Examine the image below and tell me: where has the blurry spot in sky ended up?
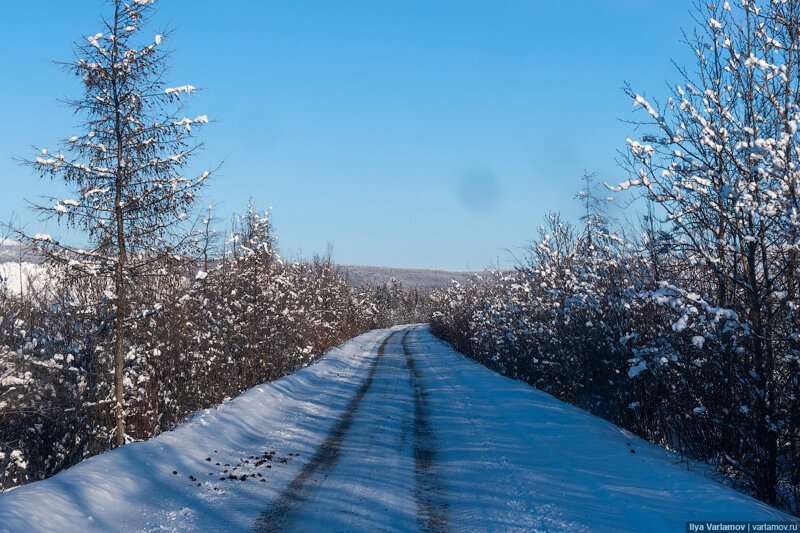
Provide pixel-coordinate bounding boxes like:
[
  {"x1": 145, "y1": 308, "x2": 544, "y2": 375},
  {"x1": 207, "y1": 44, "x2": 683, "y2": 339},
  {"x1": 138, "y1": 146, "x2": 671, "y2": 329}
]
[
  {"x1": 456, "y1": 165, "x2": 502, "y2": 212},
  {"x1": 232, "y1": 108, "x2": 282, "y2": 150}
]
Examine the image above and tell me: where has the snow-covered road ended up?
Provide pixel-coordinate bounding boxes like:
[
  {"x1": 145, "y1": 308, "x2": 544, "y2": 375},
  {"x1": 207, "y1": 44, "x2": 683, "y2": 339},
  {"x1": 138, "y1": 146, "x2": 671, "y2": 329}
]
[
  {"x1": 254, "y1": 329, "x2": 446, "y2": 532},
  {"x1": 0, "y1": 325, "x2": 793, "y2": 532}
]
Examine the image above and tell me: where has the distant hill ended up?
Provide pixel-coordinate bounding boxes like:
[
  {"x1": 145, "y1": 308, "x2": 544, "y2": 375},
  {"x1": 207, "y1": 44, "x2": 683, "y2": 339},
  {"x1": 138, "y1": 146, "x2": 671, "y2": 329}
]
[
  {"x1": 0, "y1": 239, "x2": 40, "y2": 264},
  {"x1": 0, "y1": 238, "x2": 39, "y2": 263},
  {"x1": 336, "y1": 265, "x2": 476, "y2": 290},
  {"x1": 0, "y1": 240, "x2": 482, "y2": 291}
]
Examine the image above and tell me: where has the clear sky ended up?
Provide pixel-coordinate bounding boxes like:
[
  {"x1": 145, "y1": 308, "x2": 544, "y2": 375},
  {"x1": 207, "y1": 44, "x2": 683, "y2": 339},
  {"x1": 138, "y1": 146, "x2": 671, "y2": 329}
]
[{"x1": 0, "y1": 1, "x2": 695, "y2": 270}]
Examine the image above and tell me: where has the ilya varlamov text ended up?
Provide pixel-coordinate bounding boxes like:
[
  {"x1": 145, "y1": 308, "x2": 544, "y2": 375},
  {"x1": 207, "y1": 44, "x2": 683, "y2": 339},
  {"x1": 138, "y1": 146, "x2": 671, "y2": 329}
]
[{"x1": 687, "y1": 523, "x2": 799, "y2": 532}]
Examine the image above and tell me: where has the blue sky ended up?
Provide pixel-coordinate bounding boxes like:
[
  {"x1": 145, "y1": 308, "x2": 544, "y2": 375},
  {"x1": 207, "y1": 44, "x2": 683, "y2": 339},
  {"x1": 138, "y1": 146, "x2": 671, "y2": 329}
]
[{"x1": 0, "y1": 1, "x2": 694, "y2": 270}]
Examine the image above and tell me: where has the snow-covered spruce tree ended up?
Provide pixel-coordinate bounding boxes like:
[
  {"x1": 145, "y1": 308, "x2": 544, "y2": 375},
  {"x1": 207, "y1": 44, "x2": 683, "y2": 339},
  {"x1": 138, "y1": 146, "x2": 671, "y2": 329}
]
[
  {"x1": 619, "y1": 0, "x2": 800, "y2": 506},
  {"x1": 26, "y1": 0, "x2": 209, "y2": 447}
]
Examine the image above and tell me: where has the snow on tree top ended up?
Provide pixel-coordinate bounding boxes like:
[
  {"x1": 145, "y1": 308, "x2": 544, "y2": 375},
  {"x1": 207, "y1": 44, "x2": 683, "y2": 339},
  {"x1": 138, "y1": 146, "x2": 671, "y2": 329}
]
[{"x1": 165, "y1": 85, "x2": 196, "y2": 96}]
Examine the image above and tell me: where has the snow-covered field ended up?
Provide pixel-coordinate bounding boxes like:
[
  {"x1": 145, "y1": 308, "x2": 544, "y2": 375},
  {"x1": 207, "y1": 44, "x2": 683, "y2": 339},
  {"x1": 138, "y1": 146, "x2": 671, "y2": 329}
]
[
  {"x1": 0, "y1": 239, "x2": 48, "y2": 295},
  {"x1": 0, "y1": 261, "x2": 48, "y2": 296},
  {"x1": 0, "y1": 325, "x2": 792, "y2": 532}
]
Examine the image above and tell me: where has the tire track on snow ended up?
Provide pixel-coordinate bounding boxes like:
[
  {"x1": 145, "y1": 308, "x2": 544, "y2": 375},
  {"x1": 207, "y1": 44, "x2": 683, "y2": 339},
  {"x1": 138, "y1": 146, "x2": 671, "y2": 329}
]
[
  {"x1": 402, "y1": 328, "x2": 449, "y2": 532},
  {"x1": 253, "y1": 331, "x2": 398, "y2": 532}
]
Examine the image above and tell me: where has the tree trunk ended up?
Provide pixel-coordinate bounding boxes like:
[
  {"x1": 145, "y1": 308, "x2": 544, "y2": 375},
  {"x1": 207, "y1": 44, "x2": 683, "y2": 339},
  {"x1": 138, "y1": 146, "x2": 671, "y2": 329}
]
[
  {"x1": 111, "y1": 0, "x2": 128, "y2": 448},
  {"x1": 113, "y1": 257, "x2": 127, "y2": 447}
]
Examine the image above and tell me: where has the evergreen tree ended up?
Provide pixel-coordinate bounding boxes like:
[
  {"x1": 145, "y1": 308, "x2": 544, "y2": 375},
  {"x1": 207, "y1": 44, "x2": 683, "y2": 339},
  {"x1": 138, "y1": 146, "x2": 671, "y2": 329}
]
[{"x1": 26, "y1": 0, "x2": 209, "y2": 447}]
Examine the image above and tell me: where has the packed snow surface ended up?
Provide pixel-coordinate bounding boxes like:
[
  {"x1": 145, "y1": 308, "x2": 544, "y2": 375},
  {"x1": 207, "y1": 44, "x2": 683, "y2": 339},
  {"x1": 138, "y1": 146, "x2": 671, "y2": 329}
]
[{"x1": 0, "y1": 325, "x2": 791, "y2": 532}]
